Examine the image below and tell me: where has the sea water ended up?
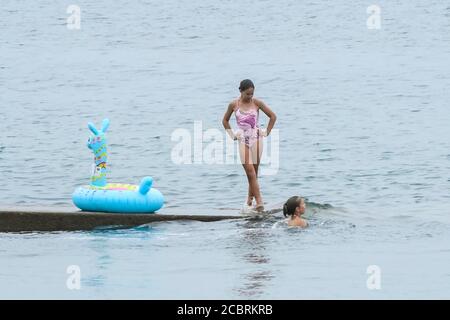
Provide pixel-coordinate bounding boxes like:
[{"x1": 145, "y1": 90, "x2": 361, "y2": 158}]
[{"x1": 1, "y1": 0, "x2": 450, "y2": 298}]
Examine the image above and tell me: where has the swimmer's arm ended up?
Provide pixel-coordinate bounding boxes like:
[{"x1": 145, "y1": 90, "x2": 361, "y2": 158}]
[
  {"x1": 222, "y1": 102, "x2": 237, "y2": 140},
  {"x1": 254, "y1": 98, "x2": 277, "y2": 136}
]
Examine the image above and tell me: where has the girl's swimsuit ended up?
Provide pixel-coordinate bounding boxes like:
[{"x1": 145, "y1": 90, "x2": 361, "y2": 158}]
[{"x1": 235, "y1": 98, "x2": 260, "y2": 148}]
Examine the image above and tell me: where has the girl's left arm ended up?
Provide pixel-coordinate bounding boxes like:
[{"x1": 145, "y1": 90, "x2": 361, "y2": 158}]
[{"x1": 255, "y1": 98, "x2": 277, "y2": 136}]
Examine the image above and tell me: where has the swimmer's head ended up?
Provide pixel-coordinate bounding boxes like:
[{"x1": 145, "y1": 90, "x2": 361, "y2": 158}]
[
  {"x1": 283, "y1": 196, "x2": 306, "y2": 217},
  {"x1": 239, "y1": 79, "x2": 255, "y2": 101}
]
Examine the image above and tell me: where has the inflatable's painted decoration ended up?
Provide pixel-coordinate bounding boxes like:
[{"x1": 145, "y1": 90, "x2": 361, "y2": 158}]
[
  {"x1": 72, "y1": 119, "x2": 164, "y2": 213},
  {"x1": 87, "y1": 119, "x2": 109, "y2": 187}
]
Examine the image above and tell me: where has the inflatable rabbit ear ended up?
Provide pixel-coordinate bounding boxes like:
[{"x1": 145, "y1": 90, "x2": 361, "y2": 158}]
[
  {"x1": 101, "y1": 118, "x2": 110, "y2": 133},
  {"x1": 88, "y1": 122, "x2": 99, "y2": 135},
  {"x1": 139, "y1": 177, "x2": 153, "y2": 195}
]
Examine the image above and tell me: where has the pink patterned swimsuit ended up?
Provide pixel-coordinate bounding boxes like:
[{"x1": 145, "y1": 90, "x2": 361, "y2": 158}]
[{"x1": 235, "y1": 98, "x2": 260, "y2": 148}]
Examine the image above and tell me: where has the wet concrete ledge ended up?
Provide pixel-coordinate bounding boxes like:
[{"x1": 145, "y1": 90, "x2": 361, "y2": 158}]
[{"x1": 0, "y1": 210, "x2": 243, "y2": 233}]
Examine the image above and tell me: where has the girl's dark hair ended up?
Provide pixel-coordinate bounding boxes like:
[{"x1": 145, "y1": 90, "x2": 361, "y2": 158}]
[
  {"x1": 283, "y1": 196, "x2": 302, "y2": 217},
  {"x1": 239, "y1": 79, "x2": 255, "y2": 92}
]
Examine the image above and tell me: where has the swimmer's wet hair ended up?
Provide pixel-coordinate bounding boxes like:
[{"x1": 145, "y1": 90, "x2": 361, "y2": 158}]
[
  {"x1": 283, "y1": 196, "x2": 302, "y2": 217},
  {"x1": 239, "y1": 79, "x2": 255, "y2": 92}
]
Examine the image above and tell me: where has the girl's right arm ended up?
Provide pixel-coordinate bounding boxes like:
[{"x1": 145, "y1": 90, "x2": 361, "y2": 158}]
[{"x1": 222, "y1": 102, "x2": 237, "y2": 140}]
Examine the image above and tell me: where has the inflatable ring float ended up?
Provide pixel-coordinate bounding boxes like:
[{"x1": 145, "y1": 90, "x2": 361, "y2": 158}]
[{"x1": 72, "y1": 119, "x2": 164, "y2": 213}]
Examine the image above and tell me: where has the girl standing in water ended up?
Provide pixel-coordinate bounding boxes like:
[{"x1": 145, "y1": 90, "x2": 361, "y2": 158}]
[{"x1": 222, "y1": 79, "x2": 277, "y2": 212}]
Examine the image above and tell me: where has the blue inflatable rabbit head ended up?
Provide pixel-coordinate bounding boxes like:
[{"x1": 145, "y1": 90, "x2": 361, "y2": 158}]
[{"x1": 87, "y1": 119, "x2": 110, "y2": 187}]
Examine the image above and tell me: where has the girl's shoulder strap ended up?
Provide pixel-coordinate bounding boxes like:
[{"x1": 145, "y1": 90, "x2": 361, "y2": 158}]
[
  {"x1": 252, "y1": 98, "x2": 260, "y2": 113},
  {"x1": 233, "y1": 98, "x2": 240, "y2": 112},
  {"x1": 252, "y1": 98, "x2": 261, "y2": 110}
]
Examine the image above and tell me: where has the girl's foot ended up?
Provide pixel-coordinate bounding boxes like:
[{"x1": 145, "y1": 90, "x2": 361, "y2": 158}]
[
  {"x1": 247, "y1": 196, "x2": 254, "y2": 207},
  {"x1": 241, "y1": 202, "x2": 254, "y2": 215},
  {"x1": 255, "y1": 203, "x2": 264, "y2": 212}
]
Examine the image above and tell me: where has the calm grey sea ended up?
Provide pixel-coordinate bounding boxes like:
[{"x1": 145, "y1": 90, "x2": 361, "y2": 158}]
[{"x1": 1, "y1": 0, "x2": 450, "y2": 299}]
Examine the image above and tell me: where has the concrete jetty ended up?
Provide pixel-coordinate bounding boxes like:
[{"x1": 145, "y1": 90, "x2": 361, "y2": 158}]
[{"x1": 0, "y1": 209, "x2": 243, "y2": 233}]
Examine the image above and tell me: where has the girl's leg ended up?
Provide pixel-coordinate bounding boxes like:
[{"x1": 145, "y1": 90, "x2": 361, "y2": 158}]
[
  {"x1": 242, "y1": 163, "x2": 262, "y2": 207},
  {"x1": 247, "y1": 185, "x2": 253, "y2": 206},
  {"x1": 252, "y1": 137, "x2": 263, "y2": 177},
  {"x1": 239, "y1": 143, "x2": 262, "y2": 206},
  {"x1": 245, "y1": 138, "x2": 264, "y2": 206},
  {"x1": 251, "y1": 138, "x2": 264, "y2": 209}
]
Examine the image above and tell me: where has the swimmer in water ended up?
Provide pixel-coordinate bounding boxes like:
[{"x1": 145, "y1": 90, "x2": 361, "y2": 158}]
[
  {"x1": 283, "y1": 196, "x2": 308, "y2": 228},
  {"x1": 222, "y1": 79, "x2": 277, "y2": 212}
]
